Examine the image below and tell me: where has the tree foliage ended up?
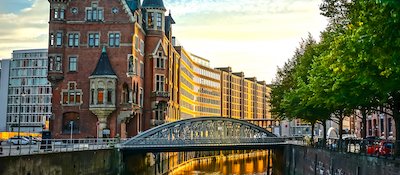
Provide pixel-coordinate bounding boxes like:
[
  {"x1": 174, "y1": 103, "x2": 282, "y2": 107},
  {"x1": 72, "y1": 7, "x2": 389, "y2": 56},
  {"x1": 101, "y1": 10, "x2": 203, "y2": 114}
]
[{"x1": 270, "y1": 0, "x2": 400, "y2": 153}]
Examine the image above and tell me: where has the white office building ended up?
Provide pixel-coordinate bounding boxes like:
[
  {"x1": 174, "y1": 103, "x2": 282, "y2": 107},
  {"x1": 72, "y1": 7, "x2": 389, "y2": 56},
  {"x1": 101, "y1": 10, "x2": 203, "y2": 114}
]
[
  {"x1": 0, "y1": 59, "x2": 11, "y2": 131},
  {"x1": 7, "y1": 49, "x2": 52, "y2": 133}
]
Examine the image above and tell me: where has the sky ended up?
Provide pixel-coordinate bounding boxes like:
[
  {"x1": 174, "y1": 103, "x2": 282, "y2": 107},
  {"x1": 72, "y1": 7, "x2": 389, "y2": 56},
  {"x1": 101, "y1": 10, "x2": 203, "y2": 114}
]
[{"x1": 0, "y1": 0, "x2": 328, "y2": 83}]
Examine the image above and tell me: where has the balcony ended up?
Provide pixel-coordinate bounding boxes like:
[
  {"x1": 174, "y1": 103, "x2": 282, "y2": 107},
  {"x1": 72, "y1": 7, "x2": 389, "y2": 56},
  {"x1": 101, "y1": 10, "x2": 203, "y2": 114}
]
[
  {"x1": 152, "y1": 91, "x2": 170, "y2": 102},
  {"x1": 151, "y1": 119, "x2": 166, "y2": 127},
  {"x1": 152, "y1": 91, "x2": 170, "y2": 98},
  {"x1": 47, "y1": 72, "x2": 64, "y2": 84}
]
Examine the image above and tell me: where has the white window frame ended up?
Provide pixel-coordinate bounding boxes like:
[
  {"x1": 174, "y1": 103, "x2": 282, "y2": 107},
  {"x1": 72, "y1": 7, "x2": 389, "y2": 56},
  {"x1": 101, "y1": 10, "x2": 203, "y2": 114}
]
[
  {"x1": 155, "y1": 74, "x2": 165, "y2": 92},
  {"x1": 69, "y1": 56, "x2": 77, "y2": 72}
]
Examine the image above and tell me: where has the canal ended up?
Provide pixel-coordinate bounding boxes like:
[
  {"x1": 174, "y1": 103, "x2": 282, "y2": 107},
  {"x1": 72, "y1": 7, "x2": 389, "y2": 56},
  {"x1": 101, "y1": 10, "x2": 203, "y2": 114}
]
[{"x1": 123, "y1": 149, "x2": 279, "y2": 175}]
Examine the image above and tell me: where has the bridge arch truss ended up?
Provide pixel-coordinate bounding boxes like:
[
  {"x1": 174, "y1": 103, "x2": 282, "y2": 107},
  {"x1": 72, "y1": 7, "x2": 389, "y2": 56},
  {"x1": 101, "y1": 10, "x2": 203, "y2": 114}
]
[{"x1": 121, "y1": 117, "x2": 284, "y2": 150}]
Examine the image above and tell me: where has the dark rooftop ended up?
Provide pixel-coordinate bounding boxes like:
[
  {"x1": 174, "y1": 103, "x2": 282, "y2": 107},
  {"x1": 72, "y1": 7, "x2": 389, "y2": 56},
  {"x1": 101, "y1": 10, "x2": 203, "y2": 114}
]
[
  {"x1": 91, "y1": 47, "x2": 117, "y2": 77},
  {"x1": 142, "y1": 0, "x2": 166, "y2": 10},
  {"x1": 126, "y1": 0, "x2": 140, "y2": 11}
]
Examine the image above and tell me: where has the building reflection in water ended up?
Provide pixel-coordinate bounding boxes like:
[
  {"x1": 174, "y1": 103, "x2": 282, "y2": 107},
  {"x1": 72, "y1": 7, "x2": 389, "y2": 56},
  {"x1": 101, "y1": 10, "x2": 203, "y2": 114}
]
[{"x1": 169, "y1": 150, "x2": 273, "y2": 175}]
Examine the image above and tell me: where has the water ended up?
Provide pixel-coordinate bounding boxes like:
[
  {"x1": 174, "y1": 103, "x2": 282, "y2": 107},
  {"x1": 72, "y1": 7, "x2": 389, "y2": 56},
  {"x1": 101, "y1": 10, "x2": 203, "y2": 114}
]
[{"x1": 124, "y1": 150, "x2": 276, "y2": 175}]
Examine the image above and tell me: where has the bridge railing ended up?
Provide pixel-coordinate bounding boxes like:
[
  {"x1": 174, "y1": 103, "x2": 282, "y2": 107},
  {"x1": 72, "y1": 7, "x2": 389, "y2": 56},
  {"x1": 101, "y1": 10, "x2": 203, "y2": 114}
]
[
  {"x1": 0, "y1": 138, "x2": 126, "y2": 157},
  {"x1": 121, "y1": 136, "x2": 305, "y2": 148}
]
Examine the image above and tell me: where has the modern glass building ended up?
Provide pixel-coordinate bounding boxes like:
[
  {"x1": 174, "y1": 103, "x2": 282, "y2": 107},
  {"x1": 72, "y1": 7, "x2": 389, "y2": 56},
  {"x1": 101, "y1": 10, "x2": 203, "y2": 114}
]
[{"x1": 7, "y1": 49, "x2": 51, "y2": 132}]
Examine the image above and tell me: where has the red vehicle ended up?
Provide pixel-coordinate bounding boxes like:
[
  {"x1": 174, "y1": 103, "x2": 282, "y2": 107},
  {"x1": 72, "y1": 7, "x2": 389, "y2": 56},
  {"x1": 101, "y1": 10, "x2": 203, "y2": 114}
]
[
  {"x1": 366, "y1": 140, "x2": 394, "y2": 156},
  {"x1": 366, "y1": 144, "x2": 380, "y2": 155},
  {"x1": 378, "y1": 141, "x2": 394, "y2": 156},
  {"x1": 366, "y1": 137, "x2": 381, "y2": 155}
]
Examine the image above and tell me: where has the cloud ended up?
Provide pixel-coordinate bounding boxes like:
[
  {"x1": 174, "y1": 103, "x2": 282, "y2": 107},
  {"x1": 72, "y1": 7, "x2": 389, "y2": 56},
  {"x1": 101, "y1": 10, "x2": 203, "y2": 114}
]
[
  {"x1": 0, "y1": 0, "x2": 328, "y2": 83},
  {"x1": 0, "y1": 0, "x2": 34, "y2": 14},
  {"x1": 0, "y1": 0, "x2": 48, "y2": 58},
  {"x1": 168, "y1": 0, "x2": 328, "y2": 83}
]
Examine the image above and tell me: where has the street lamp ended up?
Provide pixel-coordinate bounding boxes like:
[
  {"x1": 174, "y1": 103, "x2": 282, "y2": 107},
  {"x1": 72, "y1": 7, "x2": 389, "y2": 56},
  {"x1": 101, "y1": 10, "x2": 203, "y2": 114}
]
[
  {"x1": 70, "y1": 121, "x2": 74, "y2": 143},
  {"x1": 17, "y1": 90, "x2": 26, "y2": 139}
]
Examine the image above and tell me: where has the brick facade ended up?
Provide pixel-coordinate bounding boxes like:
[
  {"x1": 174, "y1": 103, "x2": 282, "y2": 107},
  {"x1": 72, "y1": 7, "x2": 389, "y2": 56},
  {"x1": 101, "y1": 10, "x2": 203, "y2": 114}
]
[{"x1": 48, "y1": 0, "x2": 142, "y2": 138}]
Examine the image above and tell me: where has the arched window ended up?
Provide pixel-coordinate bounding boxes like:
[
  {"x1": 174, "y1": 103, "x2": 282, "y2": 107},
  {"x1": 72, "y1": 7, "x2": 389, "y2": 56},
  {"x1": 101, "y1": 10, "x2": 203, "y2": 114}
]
[{"x1": 62, "y1": 112, "x2": 79, "y2": 134}]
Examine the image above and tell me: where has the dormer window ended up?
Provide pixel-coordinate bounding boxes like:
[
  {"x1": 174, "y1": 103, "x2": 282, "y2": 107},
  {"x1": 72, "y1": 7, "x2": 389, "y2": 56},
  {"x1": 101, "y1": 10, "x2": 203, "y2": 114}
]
[
  {"x1": 53, "y1": 8, "x2": 65, "y2": 20},
  {"x1": 86, "y1": 4, "x2": 104, "y2": 21}
]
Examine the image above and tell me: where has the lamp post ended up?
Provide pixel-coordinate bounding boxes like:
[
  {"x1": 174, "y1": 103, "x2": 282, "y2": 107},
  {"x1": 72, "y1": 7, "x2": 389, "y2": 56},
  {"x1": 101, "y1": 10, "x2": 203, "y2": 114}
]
[
  {"x1": 17, "y1": 90, "x2": 26, "y2": 139},
  {"x1": 70, "y1": 121, "x2": 74, "y2": 143}
]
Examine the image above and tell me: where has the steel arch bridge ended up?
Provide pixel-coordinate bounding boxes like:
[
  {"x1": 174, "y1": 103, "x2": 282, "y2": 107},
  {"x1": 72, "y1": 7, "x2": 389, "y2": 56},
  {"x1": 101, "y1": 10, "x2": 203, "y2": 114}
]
[{"x1": 120, "y1": 117, "x2": 286, "y2": 152}]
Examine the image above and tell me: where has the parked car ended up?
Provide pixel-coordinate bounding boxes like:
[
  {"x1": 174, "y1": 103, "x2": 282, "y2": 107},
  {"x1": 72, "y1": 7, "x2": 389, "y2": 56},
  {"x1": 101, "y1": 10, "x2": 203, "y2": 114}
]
[
  {"x1": 378, "y1": 141, "x2": 394, "y2": 156},
  {"x1": 7, "y1": 137, "x2": 30, "y2": 145}
]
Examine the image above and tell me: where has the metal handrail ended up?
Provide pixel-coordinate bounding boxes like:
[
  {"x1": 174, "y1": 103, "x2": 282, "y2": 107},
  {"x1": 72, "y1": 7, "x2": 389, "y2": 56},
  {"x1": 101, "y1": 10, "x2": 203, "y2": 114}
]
[{"x1": 0, "y1": 138, "x2": 126, "y2": 157}]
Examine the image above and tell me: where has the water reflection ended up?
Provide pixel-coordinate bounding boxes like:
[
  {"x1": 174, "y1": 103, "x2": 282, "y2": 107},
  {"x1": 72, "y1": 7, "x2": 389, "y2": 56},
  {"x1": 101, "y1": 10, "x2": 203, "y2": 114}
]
[
  {"x1": 125, "y1": 150, "x2": 274, "y2": 175},
  {"x1": 170, "y1": 150, "x2": 272, "y2": 175}
]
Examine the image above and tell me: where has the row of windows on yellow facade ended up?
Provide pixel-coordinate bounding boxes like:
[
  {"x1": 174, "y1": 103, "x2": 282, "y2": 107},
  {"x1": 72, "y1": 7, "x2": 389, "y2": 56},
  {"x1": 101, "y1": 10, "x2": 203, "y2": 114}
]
[{"x1": 175, "y1": 47, "x2": 271, "y2": 121}]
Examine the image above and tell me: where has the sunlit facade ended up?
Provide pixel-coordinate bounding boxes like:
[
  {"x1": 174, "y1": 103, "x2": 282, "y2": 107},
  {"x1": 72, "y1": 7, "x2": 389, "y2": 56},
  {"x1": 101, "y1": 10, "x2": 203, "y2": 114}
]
[
  {"x1": 217, "y1": 67, "x2": 273, "y2": 129},
  {"x1": 175, "y1": 47, "x2": 221, "y2": 119}
]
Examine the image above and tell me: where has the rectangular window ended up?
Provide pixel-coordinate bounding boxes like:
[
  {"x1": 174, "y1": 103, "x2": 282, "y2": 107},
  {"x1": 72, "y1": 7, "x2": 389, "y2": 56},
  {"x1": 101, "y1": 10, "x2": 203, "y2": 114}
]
[
  {"x1": 74, "y1": 34, "x2": 79, "y2": 47},
  {"x1": 89, "y1": 33, "x2": 94, "y2": 47},
  {"x1": 135, "y1": 36, "x2": 139, "y2": 50},
  {"x1": 127, "y1": 55, "x2": 135, "y2": 74},
  {"x1": 94, "y1": 33, "x2": 99, "y2": 47},
  {"x1": 87, "y1": 9, "x2": 92, "y2": 21},
  {"x1": 148, "y1": 12, "x2": 154, "y2": 29},
  {"x1": 109, "y1": 33, "x2": 120, "y2": 47},
  {"x1": 135, "y1": 58, "x2": 139, "y2": 76},
  {"x1": 156, "y1": 57, "x2": 165, "y2": 69},
  {"x1": 139, "y1": 88, "x2": 143, "y2": 107},
  {"x1": 56, "y1": 32, "x2": 62, "y2": 46},
  {"x1": 50, "y1": 33, "x2": 54, "y2": 46},
  {"x1": 107, "y1": 89, "x2": 112, "y2": 104},
  {"x1": 92, "y1": 8, "x2": 97, "y2": 20},
  {"x1": 109, "y1": 33, "x2": 114, "y2": 47},
  {"x1": 155, "y1": 75, "x2": 165, "y2": 91},
  {"x1": 62, "y1": 82, "x2": 82, "y2": 105},
  {"x1": 86, "y1": 8, "x2": 103, "y2": 21},
  {"x1": 156, "y1": 13, "x2": 162, "y2": 30},
  {"x1": 63, "y1": 92, "x2": 68, "y2": 104},
  {"x1": 55, "y1": 56, "x2": 62, "y2": 71},
  {"x1": 115, "y1": 33, "x2": 120, "y2": 47},
  {"x1": 49, "y1": 57, "x2": 54, "y2": 71},
  {"x1": 68, "y1": 34, "x2": 74, "y2": 47},
  {"x1": 155, "y1": 108, "x2": 163, "y2": 120},
  {"x1": 54, "y1": 9, "x2": 59, "y2": 19},
  {"x1": 98, "y1": 9, "x2": 103, "y2": 21},
  {"x1": 97, "y1": 90, "x2": 104, "y2": 104},
  {"x1": 89, "y1": 33, "x2": 99, "y2": 47},
  {"x1": 140, "y1": 40, "x2": 144, "y2": 55},
  {"x1": 69, "y1": 57, "x2": 77, "y2": 72},
  {"x1": 140, "y1": 62, "x2": 144, "y2": 78},
  {"x1": 60, "y1": 9, "x2": 65, "y2": 19}
]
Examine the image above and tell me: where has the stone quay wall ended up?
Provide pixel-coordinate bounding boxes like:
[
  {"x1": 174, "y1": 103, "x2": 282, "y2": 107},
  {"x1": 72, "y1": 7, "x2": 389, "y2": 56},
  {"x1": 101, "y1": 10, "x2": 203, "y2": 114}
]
[
  {"x1": 283, "y1": 145, "x2": 400, "y2": 175},
  {"x1": 0, "y1": 149, "x2": 122, "y2": 175}
]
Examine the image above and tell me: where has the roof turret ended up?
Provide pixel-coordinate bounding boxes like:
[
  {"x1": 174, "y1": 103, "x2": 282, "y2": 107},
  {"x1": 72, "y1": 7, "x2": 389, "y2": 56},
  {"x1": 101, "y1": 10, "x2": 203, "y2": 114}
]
[
  {"x1": 142, "y1": 0, "x2": 166, "y2": 10},
  {"x1": 91, "y1": 47, "x2": 117, "y2": 77}
]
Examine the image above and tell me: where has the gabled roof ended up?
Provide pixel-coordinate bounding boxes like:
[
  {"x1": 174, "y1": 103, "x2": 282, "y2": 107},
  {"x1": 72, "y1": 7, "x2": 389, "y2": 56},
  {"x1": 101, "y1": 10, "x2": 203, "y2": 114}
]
[
  {"x1": 125, "y1": 0, "x2": 140, "y2": 11},
  {"x1": 91, "y1": 47, "x2": 117, "y2": 77},
  {"x1": 142, "y1": 0, "x2": 166, "y2": 10}
]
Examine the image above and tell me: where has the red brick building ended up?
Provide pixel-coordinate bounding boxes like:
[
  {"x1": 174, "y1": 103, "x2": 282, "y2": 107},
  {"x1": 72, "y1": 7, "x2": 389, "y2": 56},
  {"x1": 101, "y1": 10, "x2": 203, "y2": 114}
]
[
  {"x1": 47, "y1": 0, "x2": 145, "y2": 138},
  {"x1": 141, "y1": 0, "x2": 179, "y2": 130}
]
